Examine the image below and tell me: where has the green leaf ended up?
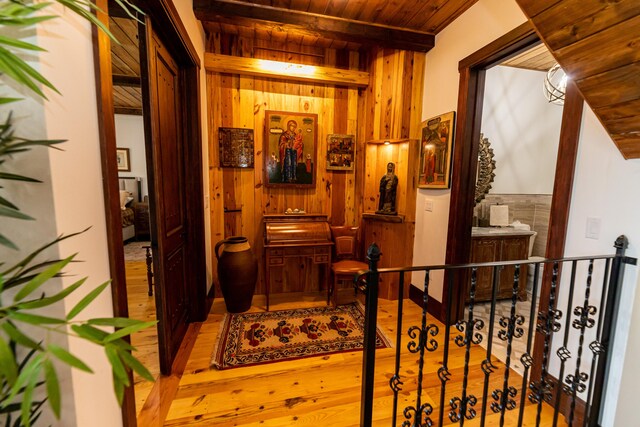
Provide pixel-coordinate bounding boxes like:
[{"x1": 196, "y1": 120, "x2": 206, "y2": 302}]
[
  {"x1": 13, "y1": 255, "x2": 74, "y2": 302},
  {"x1": 7, "y1": 353, "x2": 43, "y2": 405},
  {"x1": 0, "y1": 171, "x2": 41, "y2": 182},
  {"x1": 0, "y1": 335, "x2": 18, "y2": 385},
  {"x1": 18, "y1": 277, "x2": 86, "y2": 310},
  {"x1": 105, "y1": 345, "x2": 129, "y2": 386},
  {"x1": 43, "y1": 360, "x2": 60, "y2": 419},
  {"x1": 112, "y1": 371, "x2": 125, "y2": 405},
  {"x1": 8, "y1": 311, "x2": 66, "y2": 325},
  {"x1": 66, "y1": 280, "x2": 110, "y2": 320},
  {"x1": 20, "y1": 365, "x2": 40, "y2": 427},
  {"x1": 103, "y1": 320, "x2": 157, "y2": 343},
  {"x1": 0, "y1": 97, "x2": 21, "y2": 105},
  {"x1": 0, "y1": 205, "x2": 33, "y2": 220},
  {"x1": 0, "y1": 194, "x2": 19, "y2": 210},
  {"x1": 0, "y1": 35, "x2": 45, "y2": 51},
  {"x1": 0, "y1": 233, "x2": 18, "y2": 250},
  {"x1": 71, "y1": 324, "x2": 108, "y2": 344},
  {"x1": 47, "y1": 345, "x2": 92, "y2": 373},
  {"x1": 87, "y1": 317, "x2": 146, "y2": 328},
  {"x1": 120, "y1": 349, "x2": 154, "y2": 382},
  {"x1": 1, "y1": 322, "x2": 41, "y2": 350}
]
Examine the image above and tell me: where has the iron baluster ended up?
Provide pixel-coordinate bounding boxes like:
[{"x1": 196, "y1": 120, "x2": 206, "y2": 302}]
[
  {"x1": 451, "y1": 268, "x2": 482, "y2": 424},
  {"x1": 492, "y1": 265, "x2": 523, "y2": 426},
  {"x1": 438, "y1": 271, "x2": 455, "y2": 427},
  {"x1": 518, "y1": 262, "x2": 542, "y2": 427},
  {"x1": 360, "y1": 244, "x2": 381, "y2": 427},
  {"x1": 566, "y1": 260, "x2": 595, "y2": 426},
  {"x1": 589, "y1": 236, "x2": 632, "y2": 427},
  {"x1": 403, "y1": 271, "x2": 436, "y2": 427},
  {"x1": 553, "y1": 260, "x2": 578, "y2": 427},
  {"x1": 480, "y1": 265, "x2": 501, "y2": 427},
  {"x1": 390, "y1": 272, "x2": 406, "y2": 425},
  {"x1": 583, "y1": 259, "x2": 611, "y2": 427},
  {"x1": 530, "y1": 262, "x2": 561, "y2": 425}
]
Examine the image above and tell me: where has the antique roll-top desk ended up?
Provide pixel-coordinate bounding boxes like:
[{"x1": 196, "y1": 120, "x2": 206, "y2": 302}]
[{"x1": 263, "y1": 214, "x2": 333, "y2": 311}]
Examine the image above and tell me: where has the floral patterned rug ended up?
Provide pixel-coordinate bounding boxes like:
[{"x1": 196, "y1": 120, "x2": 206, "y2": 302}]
[{"x1": 211, "y1": 303, "x2": 392, "y2": 370}]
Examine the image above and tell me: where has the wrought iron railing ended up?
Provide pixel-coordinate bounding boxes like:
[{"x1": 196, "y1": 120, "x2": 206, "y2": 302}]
[{"x1": 358, "y1": 236, "x2": 636, "y2": 427}]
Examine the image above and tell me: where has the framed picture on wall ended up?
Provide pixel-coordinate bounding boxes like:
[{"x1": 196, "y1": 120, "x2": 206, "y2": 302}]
[
  {"x1": 264, "y1": 110, "x2": 318, "y2": 188},
  {"x1": 418, "y1": 111, "x2": 455, "y2": 189},
  {"x1": 218, "y1": 127, "x2": 254, "y2": 168},
  {"x1": 326, "y1": 134, "x2": 355, "y2": 171},
  {"x1": 116, "y1": 147, "x2": 131, "y2": 172}
]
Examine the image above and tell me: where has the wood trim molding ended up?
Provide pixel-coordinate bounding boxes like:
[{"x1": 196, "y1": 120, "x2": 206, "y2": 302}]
[
  {"x1": 92, "y1": 1, "x2": 136, "y2": 425},
  {"x1": 113, "y1": 74, "x2": 141, "y2": 87},
  {"x1": 409, "y1": 284, "x2": 443, "y2": 319},
  {"x1": 204, "y1": 52, "x2": 370, "y2": 87},
  {"x1": 193, "y1": 0, "x2": 435, "y2": 52}
]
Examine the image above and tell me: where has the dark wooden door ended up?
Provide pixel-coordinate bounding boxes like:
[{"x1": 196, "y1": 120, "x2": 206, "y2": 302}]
[{"x1": 144, "y1": 25, "x2": 190, "y2": 373}]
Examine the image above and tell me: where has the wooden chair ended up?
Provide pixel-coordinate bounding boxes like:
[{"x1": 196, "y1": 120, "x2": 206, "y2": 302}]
[{"x1": 329, "y1": 226, "x2": 368, "y2": 307}]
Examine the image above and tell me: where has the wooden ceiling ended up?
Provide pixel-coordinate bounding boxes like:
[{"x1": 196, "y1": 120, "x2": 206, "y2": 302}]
[
  {"x1": 110, "y1": 14, "x2": 142, "y2": 115},
  {"x1": 517, "y1": 0, "x2": 640, "y2": 159},
  {"x1": 193, "y1": 0, "x2": 479, "y2": 51},
  {"x1": 501, "y1": 43, "x2": 556, "y2": 72}
]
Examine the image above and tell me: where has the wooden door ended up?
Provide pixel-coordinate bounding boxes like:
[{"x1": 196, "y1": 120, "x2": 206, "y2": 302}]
[{"x1": 143, "y1": 25, "x2": 190, "y2": 373}]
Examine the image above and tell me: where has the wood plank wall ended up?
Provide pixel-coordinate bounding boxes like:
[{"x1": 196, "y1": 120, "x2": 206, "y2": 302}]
[{"x1": 206, "y1": 33, "x2": 424, "y2": 298}]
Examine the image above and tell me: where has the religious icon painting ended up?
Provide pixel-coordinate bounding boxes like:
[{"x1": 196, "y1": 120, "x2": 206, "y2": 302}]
[
  {"x1": 418, "y1": 111, "x2": 455, "y2": 189},
  {"x1": 264, "y1": 111, "x2": 318, "y2": 188},
  {"x1": 218, "y1": 127, "x2": 254, "y2": 168},
  {"x1": 326, "y1": 134, "x2": 355, "y2": 171}
]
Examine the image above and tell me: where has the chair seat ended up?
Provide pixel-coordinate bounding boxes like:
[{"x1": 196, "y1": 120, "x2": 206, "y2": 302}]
[{"x1": 331, "y1": 260, "x2": 368, "y2": 274}]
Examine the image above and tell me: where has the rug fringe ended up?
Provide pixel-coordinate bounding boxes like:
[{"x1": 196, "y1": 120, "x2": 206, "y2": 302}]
[{"x1": 211, "y1": 312, "x2": 230, "y2": 369}]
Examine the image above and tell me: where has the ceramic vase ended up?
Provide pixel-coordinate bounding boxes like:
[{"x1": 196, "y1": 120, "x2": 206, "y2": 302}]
[{"x1": 215, "y1": 236, "x2": 258, "y2": 313}]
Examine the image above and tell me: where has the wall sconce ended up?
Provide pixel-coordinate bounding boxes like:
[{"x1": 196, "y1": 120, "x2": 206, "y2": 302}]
[{"x1": 543, "y1": 63, "x2": 568, "y2": 106}]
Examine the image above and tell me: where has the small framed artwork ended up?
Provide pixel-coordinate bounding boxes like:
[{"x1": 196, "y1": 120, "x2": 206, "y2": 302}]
[
  {"x1": 264, "y1": 110, "x2": 317, "y2": 188},
  {"x1": 326, "y1": 134, "x2": 355, "y2": 171},
  {"x1": 418, "y1": 111, "x2": 455, "y2": 189},
  {"x1": 218, "y1": 127, "x2": 255, "y2": 168},
  {"x1": 116, "y1": 148, "x2": 131, "y2": 172}
]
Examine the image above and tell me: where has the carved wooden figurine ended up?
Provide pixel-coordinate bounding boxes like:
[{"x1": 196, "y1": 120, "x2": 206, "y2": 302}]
[{"x1": 376, "y1": 162, "x2": 399, "y2": 215}]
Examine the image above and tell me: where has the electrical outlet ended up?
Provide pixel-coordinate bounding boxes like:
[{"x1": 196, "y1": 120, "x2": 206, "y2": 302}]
[
  {"x1": 586, "y1": 217, "x2": 601, "y2": 240},
  {"x1": 424, "y1": 199, "x2": 434, "y2": 212}
]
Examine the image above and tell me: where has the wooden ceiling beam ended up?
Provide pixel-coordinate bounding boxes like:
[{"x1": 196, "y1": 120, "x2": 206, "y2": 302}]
[
  {"x1": 112, "y1": 74, "x2": 141, "y2": 87},
  {"x1": 204, "y1": 52, "x2": 370, "y2": 87},
  {"x1": 193, "y1": 0, "x2": 435, "y2": 52}
]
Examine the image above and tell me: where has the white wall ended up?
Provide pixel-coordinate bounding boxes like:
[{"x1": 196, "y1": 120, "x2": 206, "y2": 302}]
[
  {"x1": 115, "y1": 114, "x2": 148, "y2": 198},
  {"x1": 482, "y1": 66, "x2": 562, "y2": 194},
  {"x1": 413, "y1": 0, "x2": 527, "y2": 299},
  {"x1": 561, "y1": 105, "x2": 640, "y2": 426}
]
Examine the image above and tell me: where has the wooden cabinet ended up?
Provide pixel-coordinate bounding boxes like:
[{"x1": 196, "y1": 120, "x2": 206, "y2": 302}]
[{"x1": 467, "y1": 233, "x2": 531, "y2": 303}]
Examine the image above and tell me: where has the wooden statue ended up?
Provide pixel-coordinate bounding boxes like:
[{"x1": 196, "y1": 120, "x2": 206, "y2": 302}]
[{"x1": 376, "y1": 162, "x2": 398, "y2": 215}]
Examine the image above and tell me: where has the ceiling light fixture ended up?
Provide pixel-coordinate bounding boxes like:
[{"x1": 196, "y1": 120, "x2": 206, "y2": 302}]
[{"x1": 543, "y1": 63, "x2": 568, "y2": 106}]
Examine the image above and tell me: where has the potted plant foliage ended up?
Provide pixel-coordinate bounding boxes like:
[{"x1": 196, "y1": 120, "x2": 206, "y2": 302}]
[{"x1": 0, "y1": 1, "x2": 153, "y2": 425}]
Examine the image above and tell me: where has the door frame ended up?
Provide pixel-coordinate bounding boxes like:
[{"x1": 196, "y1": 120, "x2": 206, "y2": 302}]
[
  {"x1": 443, "y1": 22, "x2": 584, "y2": 371},
  {"x1": 92, "y1": 1, "x2": 207, "y2": 425}
]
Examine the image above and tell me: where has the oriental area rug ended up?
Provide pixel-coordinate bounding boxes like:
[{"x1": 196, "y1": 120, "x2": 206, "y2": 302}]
[{"x1": 211, "y1": 303, "x2": 392, "y2": 370}]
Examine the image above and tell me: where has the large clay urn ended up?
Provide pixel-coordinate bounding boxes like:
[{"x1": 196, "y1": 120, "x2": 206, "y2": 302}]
[{"x1": 215, "y1": 236, "x2": 258, "y2": 313}]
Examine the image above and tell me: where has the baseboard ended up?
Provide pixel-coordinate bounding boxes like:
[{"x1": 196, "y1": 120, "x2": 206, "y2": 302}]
[
  {"x1": 409, "y1": 284, "x2": 443, "y2": 320},
  {"x1": 546, "y1": 374, "x2": 587, "y2": 425}
]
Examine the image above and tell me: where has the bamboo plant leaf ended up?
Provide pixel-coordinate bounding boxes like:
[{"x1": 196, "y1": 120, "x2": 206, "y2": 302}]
[
  {"x1": 20, "y1": 364, "x2": 41, "y2": 427},
  {"x1": 1, "y1": 322, "x2": 41, "y2": 350},
  {"x1": 87, "y1": 317, "x2": 147, "y2": 328},
  {"x1": 0, "y1": 205, "x2": 33, "y2": 220},
  {"x1": 47, "y1": 345, "x2": 92, "y2": 373},
  {"x1": 17, "y1": 277, "x2": 86, "y2": 310},
  {"x1": 0, "y1": 35, "x2": 45, "y2": 51},
  {"x1": 0, "y1": 335, "x2": 18, "y2": 386},
  {"x1": 0, "y1": 171, "x2": 41, "y2": 182},
  {"x1": 43, "y1": 359, "x2": 60, "y2": 419},
  {"x1": 6, "y1": 353, "x2": 43, "y2": 404},
  {"x1": 105, "y1": 345, "x2": 128, "y2": 386},
  {"x1": 0, "y1": 194, "x2": 19, "y2": 210},
  {"x1": 8, "y1": 311, "x2": 66, "y2": 325},
  {"x1": 13, "y1": 254, "x2": 74, "y2": 302},
  {"x1": 0, "y1": 233, "x2": 18, "y2": 250},
  {"x1": 66, "y1": 280, "x2": 110, "y2": 320},
  {"x1": 103, "y1": 320, "x2": 157, "y2": 343},
  {"x1": 119, "y1": 349, "x2": 154, "y2": 382}
]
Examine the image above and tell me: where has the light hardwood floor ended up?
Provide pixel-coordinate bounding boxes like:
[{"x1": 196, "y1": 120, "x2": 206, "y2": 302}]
[{"x1": 129, "y1": 286, "x2": 564, "y2": 426}]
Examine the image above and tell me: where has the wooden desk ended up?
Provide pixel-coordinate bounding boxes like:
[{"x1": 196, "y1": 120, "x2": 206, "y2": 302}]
[{"x1": 264, "y1": 214, "x2": 333, "y2": 311}]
